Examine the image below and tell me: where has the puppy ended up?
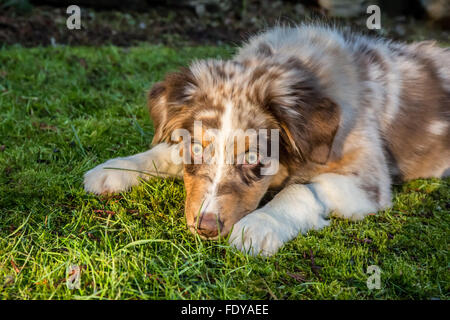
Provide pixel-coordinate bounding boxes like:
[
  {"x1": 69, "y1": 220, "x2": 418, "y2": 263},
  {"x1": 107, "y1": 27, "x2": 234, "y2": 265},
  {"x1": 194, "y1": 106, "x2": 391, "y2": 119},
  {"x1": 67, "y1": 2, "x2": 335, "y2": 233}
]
[{"x1": 84, "y1": 24, "x2": 449, "y2": 256}]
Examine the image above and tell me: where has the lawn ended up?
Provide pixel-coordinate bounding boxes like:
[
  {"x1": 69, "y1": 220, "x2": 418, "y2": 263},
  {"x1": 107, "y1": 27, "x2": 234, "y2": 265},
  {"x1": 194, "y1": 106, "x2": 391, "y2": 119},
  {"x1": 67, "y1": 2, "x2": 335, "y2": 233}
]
[{"x1": 0, "y1": 44, "x2": 448, "y2": 300}]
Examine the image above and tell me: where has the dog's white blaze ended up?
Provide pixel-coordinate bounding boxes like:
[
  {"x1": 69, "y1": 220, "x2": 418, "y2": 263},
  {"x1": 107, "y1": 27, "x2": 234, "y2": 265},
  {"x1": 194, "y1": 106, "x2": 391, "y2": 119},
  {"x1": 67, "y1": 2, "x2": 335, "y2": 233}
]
[{"x1": 202, "y1": 101, "x2": 234, "y2": 215}]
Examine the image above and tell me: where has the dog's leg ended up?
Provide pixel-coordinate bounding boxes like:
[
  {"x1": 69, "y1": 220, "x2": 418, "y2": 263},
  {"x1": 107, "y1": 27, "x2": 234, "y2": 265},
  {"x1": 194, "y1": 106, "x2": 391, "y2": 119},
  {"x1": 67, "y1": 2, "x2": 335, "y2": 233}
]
[
  {"x1": 83, "y1": 142, "x2": 183, "y2": 194},
  {"x1": 229, "y1": 173, "x2": 385, "y2": 256}
]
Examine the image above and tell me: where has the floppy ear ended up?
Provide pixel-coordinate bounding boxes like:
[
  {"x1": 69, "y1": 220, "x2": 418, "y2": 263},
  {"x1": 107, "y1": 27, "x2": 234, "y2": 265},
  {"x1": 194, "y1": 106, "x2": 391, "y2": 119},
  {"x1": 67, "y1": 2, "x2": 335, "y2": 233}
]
[
  {"x1": 147, "y1": 68, "x2": 197, "y2": 145},
  {"x1": 251, "y1": 61, "x2": 340, "y2": 164},
  {"x1": 274, "y1": 95, "x2": 340, "y2": 164}
]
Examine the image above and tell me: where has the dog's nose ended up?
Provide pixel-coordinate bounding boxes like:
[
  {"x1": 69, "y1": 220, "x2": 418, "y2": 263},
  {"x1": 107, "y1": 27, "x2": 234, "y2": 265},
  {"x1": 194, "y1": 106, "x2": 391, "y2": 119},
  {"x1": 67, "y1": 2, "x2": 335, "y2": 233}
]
[{"x1": 196, "y1": 213, "x2": 223, "y2": 238}]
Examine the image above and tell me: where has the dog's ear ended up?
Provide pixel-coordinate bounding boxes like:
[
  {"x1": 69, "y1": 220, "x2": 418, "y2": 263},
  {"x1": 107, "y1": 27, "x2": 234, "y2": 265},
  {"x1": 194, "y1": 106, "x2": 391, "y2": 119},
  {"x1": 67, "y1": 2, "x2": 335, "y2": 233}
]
[
  {"x1": 147, "y1": 68, "x2": 197, "y2": 145},
  {"x1": 250, "y1": 61, "x2": 340, "y2": 164},
  {"x1": 274, "y1": 96, "x2": 340, "y2": 164}
]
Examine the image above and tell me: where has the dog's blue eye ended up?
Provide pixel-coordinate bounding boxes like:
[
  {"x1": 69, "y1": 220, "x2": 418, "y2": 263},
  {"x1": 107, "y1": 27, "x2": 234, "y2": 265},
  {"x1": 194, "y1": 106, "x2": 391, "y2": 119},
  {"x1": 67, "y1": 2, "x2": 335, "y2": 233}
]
[
  {"x1": 191, "y1": 143, "x2": 203, "y2": 156},
  {"x1": 245, "y1": 151, "x2": 259, "y2": 165}
]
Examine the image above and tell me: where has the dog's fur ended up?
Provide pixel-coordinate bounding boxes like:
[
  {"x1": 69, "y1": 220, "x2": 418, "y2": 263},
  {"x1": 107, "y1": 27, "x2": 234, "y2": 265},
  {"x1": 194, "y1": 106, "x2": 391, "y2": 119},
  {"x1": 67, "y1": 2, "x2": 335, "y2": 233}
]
[{"x1": 84, "y1": 24, "x2": 449, "y2": 256}]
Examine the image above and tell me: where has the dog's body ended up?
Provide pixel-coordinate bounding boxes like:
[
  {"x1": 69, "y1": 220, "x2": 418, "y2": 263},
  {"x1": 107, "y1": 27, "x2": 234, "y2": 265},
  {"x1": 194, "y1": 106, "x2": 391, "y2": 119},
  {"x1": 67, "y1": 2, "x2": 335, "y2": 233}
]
[{"x1": 84, "y1": 25, "x2": 449, "y2": 256}]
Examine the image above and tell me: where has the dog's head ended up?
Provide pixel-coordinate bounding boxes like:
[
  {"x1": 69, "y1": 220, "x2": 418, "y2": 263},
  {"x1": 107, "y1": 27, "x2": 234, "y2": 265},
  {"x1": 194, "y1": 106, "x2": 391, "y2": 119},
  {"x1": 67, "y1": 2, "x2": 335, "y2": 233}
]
[{"x1": 147, "y1": 57, "x2": 340, "y2": 239}]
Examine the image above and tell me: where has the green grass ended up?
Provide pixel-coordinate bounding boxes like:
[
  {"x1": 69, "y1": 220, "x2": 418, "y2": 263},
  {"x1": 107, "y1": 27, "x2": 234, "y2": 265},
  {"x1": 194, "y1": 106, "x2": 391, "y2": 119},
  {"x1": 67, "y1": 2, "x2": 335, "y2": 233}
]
[{"x1": 0, "y1": 44, "x2": 448, "y2": 300}]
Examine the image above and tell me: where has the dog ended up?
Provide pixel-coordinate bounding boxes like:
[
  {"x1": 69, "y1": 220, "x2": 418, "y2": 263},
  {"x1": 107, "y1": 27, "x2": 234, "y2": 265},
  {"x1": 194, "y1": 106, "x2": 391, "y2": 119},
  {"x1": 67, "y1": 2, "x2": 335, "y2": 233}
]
[{"x1": 84, "y1": 24, "x2": 449, "y2": 256}]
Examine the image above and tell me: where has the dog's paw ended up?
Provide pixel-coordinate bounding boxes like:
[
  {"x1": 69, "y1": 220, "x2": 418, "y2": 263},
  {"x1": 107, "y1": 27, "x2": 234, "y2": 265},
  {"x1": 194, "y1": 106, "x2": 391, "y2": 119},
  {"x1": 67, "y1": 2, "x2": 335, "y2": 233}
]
[
  {"x1": 83, "y1": 159, "x2": 141, "y2": 194},
  {"x1": 229, "y1": 210, "x2": 286, "y2": 257}
]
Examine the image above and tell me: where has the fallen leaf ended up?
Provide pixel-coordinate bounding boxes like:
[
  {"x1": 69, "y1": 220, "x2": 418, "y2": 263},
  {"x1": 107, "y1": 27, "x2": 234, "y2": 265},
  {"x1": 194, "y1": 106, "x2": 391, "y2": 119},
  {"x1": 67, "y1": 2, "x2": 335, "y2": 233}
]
[
  {"x1": 34, "y1": 279, "x2": 49, "y2": 288},
  {"x1": 147, "y1": 273, "x2": 165, "y2": 285},
  {"x1": 309, "y1": 249, "x2": 322, "y2": 279},
  {"x1": 352, "y1": 236, "x2": 373, "y2": 244},
  {"x1": 94, "y1": 209, "x2": 115, "y2": 215},
  {"x1": 38, "y1": 122, "x2": 58, "y2": 131},
  {"x1": 11, "y1": 258, "x2": 21, "y2": 274},
  {"x1": 287, "y1": 272, "x2": 308, "y2": 283},
  {"x1": 87, "y1": 232, "x2": 100, "y2": 241}
]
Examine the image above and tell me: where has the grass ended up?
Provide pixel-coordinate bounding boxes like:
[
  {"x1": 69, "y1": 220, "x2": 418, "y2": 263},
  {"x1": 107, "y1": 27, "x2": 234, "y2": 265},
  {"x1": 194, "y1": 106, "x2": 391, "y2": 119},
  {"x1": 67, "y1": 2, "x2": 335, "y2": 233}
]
[{"x1": 0, "y1": 44, "x2": 448, "y2": 300}]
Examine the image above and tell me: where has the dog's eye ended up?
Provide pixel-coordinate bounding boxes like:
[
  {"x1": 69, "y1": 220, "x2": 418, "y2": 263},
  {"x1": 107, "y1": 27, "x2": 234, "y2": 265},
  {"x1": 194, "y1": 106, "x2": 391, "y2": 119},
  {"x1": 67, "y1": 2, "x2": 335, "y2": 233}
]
[
  {"x1": 244, "y1": 151, "x2": 259, "y2": 165},
  {"x1": 191, "y1": 143, "x2": 203, "y2": 157}
]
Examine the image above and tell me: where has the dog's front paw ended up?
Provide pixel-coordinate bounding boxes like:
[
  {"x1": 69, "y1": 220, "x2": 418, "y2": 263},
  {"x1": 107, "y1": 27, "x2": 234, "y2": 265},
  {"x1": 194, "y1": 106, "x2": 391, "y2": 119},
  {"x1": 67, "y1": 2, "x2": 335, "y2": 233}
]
[
  {"x1": 229, "y1": 210, "x2": 287, "y2": 257},
  {"x1": 83, "y1": 159, "x2": 141, "y2": 194}
]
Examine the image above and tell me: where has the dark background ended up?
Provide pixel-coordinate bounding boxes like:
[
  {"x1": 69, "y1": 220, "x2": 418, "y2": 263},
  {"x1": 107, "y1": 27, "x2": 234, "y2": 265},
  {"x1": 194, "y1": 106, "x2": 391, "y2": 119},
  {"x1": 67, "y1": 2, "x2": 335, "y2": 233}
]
[{"x1": 0, "y1": 0, "x2": 449, "y2": 47}]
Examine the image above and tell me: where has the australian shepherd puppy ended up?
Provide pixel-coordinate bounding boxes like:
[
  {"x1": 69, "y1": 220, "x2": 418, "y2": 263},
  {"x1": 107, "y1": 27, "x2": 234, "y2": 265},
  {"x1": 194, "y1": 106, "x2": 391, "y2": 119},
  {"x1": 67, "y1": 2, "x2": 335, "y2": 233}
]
[{"x1": 84, "y1": 24, "x2": 449, "y2": 256}]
